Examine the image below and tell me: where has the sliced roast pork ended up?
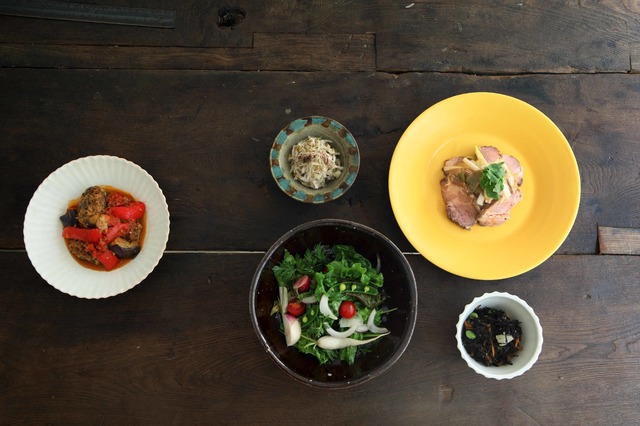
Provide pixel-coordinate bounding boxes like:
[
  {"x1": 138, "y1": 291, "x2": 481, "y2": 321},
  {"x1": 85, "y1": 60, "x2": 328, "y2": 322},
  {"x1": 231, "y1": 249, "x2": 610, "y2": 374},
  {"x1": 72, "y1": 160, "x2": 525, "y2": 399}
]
[
  {"x1": 502, "y1": 154, "x2": 524, "y2": 186},
  {"x1": 477, "y1": 189, "x2": 523, "y2": 227},
  {"x1": 440, "y1": 176, "x2": 479, "y2": 230},
  {"x1": 478, "y1": 146, "x2": 501, "y2": 163},
  {"x1": 440, "y1": 146, "x2": 524, "y2": 229}
]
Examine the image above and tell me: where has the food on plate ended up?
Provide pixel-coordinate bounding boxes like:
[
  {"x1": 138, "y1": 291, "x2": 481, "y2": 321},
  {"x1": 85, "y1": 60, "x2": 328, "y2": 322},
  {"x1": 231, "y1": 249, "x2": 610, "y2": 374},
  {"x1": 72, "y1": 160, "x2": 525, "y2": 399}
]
[
  {"x1": 461, "y1": 306, "x2": 523, "y2": 367},
  {"x1": 440, "y1": 146, "x2": 524, "y2": 229},
  {"x1": 60, "y1": 186, "x2": 145, "y2": 271},
  {"x1": 288, "y1": 136, "x2": 343, "y2": 189},
  {"x1": 271, "y1": 244, "x2": 391, "y2": 365}
]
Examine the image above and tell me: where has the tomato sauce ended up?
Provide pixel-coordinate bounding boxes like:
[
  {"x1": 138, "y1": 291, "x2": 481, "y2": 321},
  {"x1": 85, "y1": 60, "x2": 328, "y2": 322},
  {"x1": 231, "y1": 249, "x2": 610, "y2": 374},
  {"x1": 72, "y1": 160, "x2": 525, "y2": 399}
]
[{"x1": 62, "y1": 185, "x2": 146, "y2": 271}]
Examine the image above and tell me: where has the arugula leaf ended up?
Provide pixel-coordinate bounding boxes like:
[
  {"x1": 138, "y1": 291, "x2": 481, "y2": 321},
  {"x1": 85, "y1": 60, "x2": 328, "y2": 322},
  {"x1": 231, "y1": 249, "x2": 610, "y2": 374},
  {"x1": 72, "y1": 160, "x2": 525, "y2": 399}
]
[
  {"x1": 272, "y1": 244, "x2": 330, "y2": 286},
  {"x1": 480, "y1": 162, "x2": 506, "y2": 200}
]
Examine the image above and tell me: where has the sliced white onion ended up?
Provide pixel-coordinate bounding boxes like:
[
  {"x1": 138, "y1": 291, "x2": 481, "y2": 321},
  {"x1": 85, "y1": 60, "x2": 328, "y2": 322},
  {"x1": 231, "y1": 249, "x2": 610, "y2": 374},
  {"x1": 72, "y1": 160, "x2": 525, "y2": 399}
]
[
  {"x1": 279, "y1": 286, "x2": 289, "y2": 313},
  {"x1": 375, "y1": 253, "x2": 381, "y2": 273},
  {"x1": 319, "y1": 294, "x2": 338, "y2": 320},
  {"x1": 283, "y1": 313, "x2": 301, "y2": 346},
  {"x1": 325, "y1": 322, "x2": 359, "y2": 339},
  {"x1": 339, "y1": 316, "x2": 369, "y2": 333},
  {"x1": 301, "y1": 295, "x2": 317, "y2": 304},
  {"x1": 367, "y1": 309, "x2": 389, "y2": 334}
]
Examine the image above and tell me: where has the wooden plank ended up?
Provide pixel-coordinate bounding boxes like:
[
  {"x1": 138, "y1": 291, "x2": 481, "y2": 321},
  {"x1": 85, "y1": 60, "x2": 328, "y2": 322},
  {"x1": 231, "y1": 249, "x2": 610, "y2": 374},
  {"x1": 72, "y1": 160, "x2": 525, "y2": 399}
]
[
  {"x1": 376, "y1": 1, "x2": 636, "y2": 72},
  {"x1": 3, "y1": 71, "x2": 640, "y2": 254},
  {"x1": 0, "y1": 0, "x2": 176, "y2": 28},
  {"x1": 0, "y1": 33, "x2": 376, "y2": 71},
  {"x1": 1, "y1": 252, "x2": 638, "y2": 424},
  {"x1": 2, "y1": 0, "x2": 640, "y2": 73},
  {"x1": 599, "y1": 226, "x2": 640, "y2": 255},
  {"x1": 0, "y1": 0, "x2": 253, "y2": 48},
  {"x1": 631, "y1": 41, "x2": 640, "y2": 73}
]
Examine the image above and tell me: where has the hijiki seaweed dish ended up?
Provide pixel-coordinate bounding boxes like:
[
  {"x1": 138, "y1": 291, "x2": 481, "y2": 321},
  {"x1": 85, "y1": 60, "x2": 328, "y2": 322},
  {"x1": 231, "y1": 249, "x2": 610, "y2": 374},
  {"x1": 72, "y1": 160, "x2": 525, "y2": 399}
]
[{"x1": 461, "y1": 306, "x2": 523, "y2": 367}]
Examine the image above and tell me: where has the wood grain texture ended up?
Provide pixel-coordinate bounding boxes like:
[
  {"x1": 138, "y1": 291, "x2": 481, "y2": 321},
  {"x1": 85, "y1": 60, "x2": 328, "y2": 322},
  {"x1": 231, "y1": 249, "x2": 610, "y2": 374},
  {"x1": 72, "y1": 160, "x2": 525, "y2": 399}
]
[
  {"x1": 3, "y1": 70, "x2": 640, "y2": 254},
  {"x1": 0, "y1": 34, "x2": 376, "y2": 71},
  {"x1": 2, "y1": 2, "x2": 640, "y2": 423},
  {"x1": 3, "y1": 0, "x2": 640, "y2": 73},
  {"x1": 0, "y1": 0, "x2": 253, "y2": 48},
  {"x1": 599, "y1": 226, "x2": 640, "y2": 255},
  {"x1": 376, "y1": 0, "x2": 636, "y2": 73},
  {"x1": 1, "y1": 252, "x2": 638, "y2": 424}
]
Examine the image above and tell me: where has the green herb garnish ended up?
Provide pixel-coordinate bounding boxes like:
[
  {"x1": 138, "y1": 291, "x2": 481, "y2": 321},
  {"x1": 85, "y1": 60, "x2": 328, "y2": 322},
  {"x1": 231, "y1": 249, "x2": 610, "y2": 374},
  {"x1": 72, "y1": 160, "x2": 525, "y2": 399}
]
[{"x1": 480, "y1": 162, "x2": 506, "y2": 200}]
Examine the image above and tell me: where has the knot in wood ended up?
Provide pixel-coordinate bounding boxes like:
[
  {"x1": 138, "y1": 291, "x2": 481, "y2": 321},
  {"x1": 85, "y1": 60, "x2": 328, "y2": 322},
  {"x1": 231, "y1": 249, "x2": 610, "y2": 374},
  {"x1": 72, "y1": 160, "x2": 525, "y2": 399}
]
[{"x1": 217, "y1": 6, "x2": 246, "y2": 28}]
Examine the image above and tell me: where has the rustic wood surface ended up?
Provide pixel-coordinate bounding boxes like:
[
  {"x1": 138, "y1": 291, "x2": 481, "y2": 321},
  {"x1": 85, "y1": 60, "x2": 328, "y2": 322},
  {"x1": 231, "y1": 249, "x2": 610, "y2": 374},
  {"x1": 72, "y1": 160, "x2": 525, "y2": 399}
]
[
  {"x1": 1, "y1": 1, "x2": 640, "y2": 424},
  {"x1": 599, "y1": 226, "x2": 640, "y2": 255}
]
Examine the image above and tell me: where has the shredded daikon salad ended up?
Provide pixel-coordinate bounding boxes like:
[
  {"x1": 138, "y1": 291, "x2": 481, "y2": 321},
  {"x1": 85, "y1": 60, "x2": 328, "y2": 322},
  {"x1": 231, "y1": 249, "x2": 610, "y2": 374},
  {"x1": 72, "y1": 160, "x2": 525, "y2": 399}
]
[{"x1": 288, "y1": 136, "x2": 343, "y2": 189}]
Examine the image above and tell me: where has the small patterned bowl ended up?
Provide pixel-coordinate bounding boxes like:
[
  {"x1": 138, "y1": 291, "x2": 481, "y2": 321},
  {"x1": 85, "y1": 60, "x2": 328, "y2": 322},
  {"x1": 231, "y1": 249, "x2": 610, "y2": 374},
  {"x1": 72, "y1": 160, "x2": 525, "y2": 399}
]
[{"x1": 270, "y1": 116, "x2": 359, "y2": 203}]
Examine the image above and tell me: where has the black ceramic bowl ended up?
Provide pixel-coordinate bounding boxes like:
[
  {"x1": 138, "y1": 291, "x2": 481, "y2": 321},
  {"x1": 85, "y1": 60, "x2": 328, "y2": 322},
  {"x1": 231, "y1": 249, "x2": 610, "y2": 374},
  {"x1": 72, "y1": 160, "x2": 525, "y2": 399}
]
[{"x1": 250, "y1": 219, "x2": 417, "y2": 388}]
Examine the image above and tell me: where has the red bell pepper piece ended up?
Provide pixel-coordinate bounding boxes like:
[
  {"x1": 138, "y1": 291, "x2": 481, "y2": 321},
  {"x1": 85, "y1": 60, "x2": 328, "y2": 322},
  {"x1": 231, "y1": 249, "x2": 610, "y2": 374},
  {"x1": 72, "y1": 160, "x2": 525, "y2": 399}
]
[
  {"x1": 62, "y1": 226, "x2": 101, "y2": 243},
  {"x1": 95, "y1": 249, "x2": 120, "y2": 271},
  {"x1": 103, "y1": 222, "x2": 131, "y2": 245},
  {"x1": 109, "y1": 201, "x2": 145, "y2": 220}
]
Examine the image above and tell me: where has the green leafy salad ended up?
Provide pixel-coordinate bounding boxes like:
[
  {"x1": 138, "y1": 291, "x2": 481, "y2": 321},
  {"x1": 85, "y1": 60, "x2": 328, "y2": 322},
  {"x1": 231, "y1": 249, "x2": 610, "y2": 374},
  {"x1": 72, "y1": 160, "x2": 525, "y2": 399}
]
[{"x1": 272, "y1": 244, "x2": 391, "y2": 365}]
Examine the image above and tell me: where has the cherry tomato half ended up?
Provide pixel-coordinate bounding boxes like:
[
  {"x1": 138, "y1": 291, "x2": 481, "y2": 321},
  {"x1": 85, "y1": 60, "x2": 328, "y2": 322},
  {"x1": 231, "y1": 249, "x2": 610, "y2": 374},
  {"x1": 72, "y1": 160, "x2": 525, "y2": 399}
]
[
  {"x1": 286, "y1": 300, "x2": 306, "y2": 317},
  {"x1": 339, "y1": 301, "x2": 357, "y2": 319},
  {"x1": 293, "y1": 275, "x2": 311, "y2": 293}
]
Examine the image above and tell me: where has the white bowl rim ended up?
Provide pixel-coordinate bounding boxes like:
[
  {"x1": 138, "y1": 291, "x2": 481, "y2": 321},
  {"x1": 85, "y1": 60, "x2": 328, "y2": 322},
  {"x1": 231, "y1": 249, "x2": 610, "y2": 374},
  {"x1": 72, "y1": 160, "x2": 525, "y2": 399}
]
[
  {"x1": 23, "y1": 155, "x2": 170, "y2": 299},
  {"x1": 455, "y1": 291, "x2": 543, "y2": 380}
]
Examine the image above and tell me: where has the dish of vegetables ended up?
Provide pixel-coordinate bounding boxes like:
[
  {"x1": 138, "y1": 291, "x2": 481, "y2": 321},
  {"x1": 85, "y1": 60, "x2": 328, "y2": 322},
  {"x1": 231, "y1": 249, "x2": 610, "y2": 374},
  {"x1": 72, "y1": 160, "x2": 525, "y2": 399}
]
[
  {"x1": 272, "y1": 244, "x2": 392, "y2": 365},
  {"x1": 23, "y1": 155, "x2": 170, "y2": 299},
  {"x1": 60, "y1": 185, "x2": 145, "y2": 271},
  {"x1": 250, "y1": 219, "x2": 417, "y2": 387}
]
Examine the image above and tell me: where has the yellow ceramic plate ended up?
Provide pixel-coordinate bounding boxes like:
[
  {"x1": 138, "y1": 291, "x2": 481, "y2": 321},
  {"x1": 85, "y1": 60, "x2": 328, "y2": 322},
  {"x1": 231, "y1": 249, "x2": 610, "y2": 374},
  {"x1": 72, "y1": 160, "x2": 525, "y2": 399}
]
[{"x1": 389, "y1": 92, "x2": 580, "y2": 280}]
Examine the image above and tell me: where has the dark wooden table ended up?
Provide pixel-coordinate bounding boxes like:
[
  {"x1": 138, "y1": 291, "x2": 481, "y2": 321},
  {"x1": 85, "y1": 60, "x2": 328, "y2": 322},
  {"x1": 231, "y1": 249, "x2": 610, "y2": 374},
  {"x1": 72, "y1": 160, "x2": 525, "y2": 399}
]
[{"x1": 2, "y1": 1, "x2": 640, "y2": 424}]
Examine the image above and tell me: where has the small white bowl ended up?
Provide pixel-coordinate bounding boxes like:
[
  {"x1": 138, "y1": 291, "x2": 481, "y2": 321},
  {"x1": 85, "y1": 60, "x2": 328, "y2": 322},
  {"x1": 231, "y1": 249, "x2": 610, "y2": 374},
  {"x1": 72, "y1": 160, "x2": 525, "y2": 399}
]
[
  {"x1": 456, "y1": 292, "x2": 543, "y2": 380},
  {"x1": 23, "y1": 156, "x2": 170, "y2": 299}
]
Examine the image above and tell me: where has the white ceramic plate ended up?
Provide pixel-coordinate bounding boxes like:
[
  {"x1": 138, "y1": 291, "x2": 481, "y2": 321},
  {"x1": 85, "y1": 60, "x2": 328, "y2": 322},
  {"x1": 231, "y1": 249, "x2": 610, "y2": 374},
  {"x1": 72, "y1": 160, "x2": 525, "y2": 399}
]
[{"x1": 23, "y1": 156, "x2": 170, "y2": 299}]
